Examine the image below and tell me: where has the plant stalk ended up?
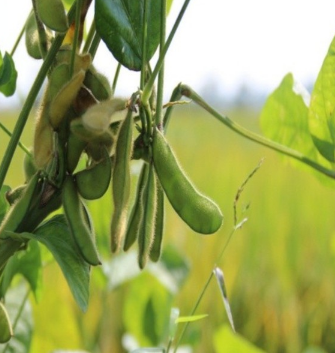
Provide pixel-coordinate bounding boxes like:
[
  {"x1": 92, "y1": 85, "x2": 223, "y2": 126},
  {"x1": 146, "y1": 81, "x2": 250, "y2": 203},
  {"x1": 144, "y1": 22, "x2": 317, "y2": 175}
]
[
  {"x1": 180, "y1": 84, "x2": 335, "y2": 179},
  {"x1": 155, "y1": 0, "x2": 167, "y2": 129},
  {"x1": 142, "y1": 0, "x2": 192, "y2": 105}
]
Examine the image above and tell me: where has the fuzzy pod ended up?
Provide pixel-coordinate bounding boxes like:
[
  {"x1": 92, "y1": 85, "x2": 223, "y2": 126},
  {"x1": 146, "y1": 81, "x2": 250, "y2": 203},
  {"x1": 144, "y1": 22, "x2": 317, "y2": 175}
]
[
  {"x1": 62, "y1": 175, "x2": 101, "y2": 266},
  {"x1": 25, "y1": 11, "x2": 53, "y2": 59},
  {"x1": 81, "y1": 98, "x2": 127, "y2": 135},
  {"x1": 149, "y1": 178, "x2": 165, "y2": 262},
  {"x1": 0, "y1": 172, "x2": 41, "y2": 236},
  {"x1": 152, "y1": 127, "x2": 223, "y2": 234},
  {"x1": 123, "y1": 163, "x2": 149, "y2": 251},
  {"x1": 84, "y1": 67, "x2": 111, "y2": 101},
  {"x1": 110, "y1": 110, "x2": 133, "y2": 252},
  {"x1": 33, "y1": 114, "x2": 54, "y2": 169},
  {"x1": 74, "y1": 147, "x2": 112, "y2": 200},
  {"x1": 49, "y1": 70, "x2": 86, "y2": 128},
  {"x1": 35, "y1": 0, "x2": 68, "y2": 33},
  {"x1": 138, "y1": 163, "x2": 157, "y2": 269},
  {"x1": 23, "y1": 151, "x2": 37, "y2": 182},
  {"x1": 66, "y1": 131, "x2": 87, "y2": 173}
]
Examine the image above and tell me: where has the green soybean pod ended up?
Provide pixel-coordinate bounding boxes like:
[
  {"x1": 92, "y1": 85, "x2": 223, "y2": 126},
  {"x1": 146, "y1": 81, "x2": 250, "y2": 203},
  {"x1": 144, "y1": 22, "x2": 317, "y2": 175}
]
[
  {"x1": 0, "y1": 172, "x2": 41, "y2": 236},
  {"x1": 66, "y1": 131, "x2": 87, "y2": 173},
  {"x1": 0, "y1": 302, "x2": 13, "y2": 343},
  {"x1": 152, "y1": 127, "x2": 223, "y2": 234},
  {"x1": 62, "y1": 176, "x2": 101, "y2": 266},
  {"x1": 123, "y1": 163, "x2": 149, "y2": 251},
  {"x1": 49, "y1": 70, "x2": 86, "y2": 128},
  {"x1": 25, "y1": 11, "x2": 43, "y2": 59},
  {"x1": 83, "y1": 67, "x2": 111, "y2": 101},
  {"x1": 23, "y1": 151, "x2": 37, "y2": 182},
  {"x1": 110, "y1": 111, "x2": 133, "y2": 252},
  {"x1": 74, "y1": 147, "x2": 112, "y2": 200},
  {"x1": 138, "y1": 164, "x2": 157, "y2": 269},
  {"x1": 149, "y1": 179, "x2": 164, "y2": 262},
  {"x1": 35, "y1": 0, "x2": 68, "y2": 33}
]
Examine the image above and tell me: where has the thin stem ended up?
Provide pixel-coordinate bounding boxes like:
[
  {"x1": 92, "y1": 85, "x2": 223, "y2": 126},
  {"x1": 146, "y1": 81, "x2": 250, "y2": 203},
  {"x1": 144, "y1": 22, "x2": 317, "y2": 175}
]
[
  {"x1": 82, "y1": 19, "x2": 96, "y2": 53},
  {"x1": 140, "y1": 0, "x2": 149, "y2": 90},
  {"x1": 173, "y1": 273, "x2": 214, "y2": 353},
  {"x1": 10, "y1": 10, "x2": 32, "y2": 57},
  {"x1": 163, "y1": 83, "x2": 183, "y2": 131},
  {"x1": 0, "y1": 4, "x2": 77, "y2": 190},
  {"x1": 142, "y1": 0, "x2": 192, "y2": 105},
  {"x1": 111, "y1": 63, "x2": 121, "y2": 96},
  {"x1": 70, "y1": 0, "x2": 83, "y2": 77},
  {"x1": 180, "y1": 84, "x2": 335, "y2": 179},
  {"x1": 0, "y1": 123, "x2": 31, "y2": 156},
  {"x1": 88, "y1": 31, "x2": 101, "y2": 59},
  {"x1": 155, "y1": 0, "x2": 167, "y2": 128}
]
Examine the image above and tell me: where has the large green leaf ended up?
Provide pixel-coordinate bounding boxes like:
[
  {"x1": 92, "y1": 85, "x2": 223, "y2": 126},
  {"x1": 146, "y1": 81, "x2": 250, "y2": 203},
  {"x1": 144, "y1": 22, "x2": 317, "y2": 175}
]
[
  {"x1": 0, "y1": 52, "x2": 17, "y2": 97},
  {"x1": 123, "y1": 272, "x2": 172, "y2": 346},
  {"x1": 309, "y1": 36, "x2": 335, "y2": 162},
  {"x1": 95, "y1": 0, "x2": 163, "y2": 71},
  {"x1": 22, "y1": 215, "x2": 90, "y2": 312},
  {"x1": 260, "y1": 73, "x2": 334, "y2": 185},
  {"x1": 0, "y1": 241, "x2": 42, "y2": 301}
]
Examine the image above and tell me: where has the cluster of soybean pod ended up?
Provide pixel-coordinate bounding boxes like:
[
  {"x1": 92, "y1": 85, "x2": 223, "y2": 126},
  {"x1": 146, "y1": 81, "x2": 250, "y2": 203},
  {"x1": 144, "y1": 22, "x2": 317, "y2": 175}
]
[
  {"x1": 5, "y1": 0, "x2": 225, "y2": 287},
  {"x1": 1, "y1": 0, "x2": 225, "y2": 270},
  {"x1": 0, "y1": 0, "x2": 225, "y2": 341}
]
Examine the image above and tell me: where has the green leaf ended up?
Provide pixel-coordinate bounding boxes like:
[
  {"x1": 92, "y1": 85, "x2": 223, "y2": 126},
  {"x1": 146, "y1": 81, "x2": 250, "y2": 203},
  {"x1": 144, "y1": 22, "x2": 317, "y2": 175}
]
[
  {"x1": 22, "y1": 215, "x2": 90, "y2": 312},
  {"x1": 123, "y1": 272, "x2": 172, "y2": 346},
  {"x1": 95, "y1": 0, "x2": 162, "y2": 71},
  {"x1": 309, "y1": 36, "x2": 335, "y2": 162},
  {"x1": 175, "y1": 314, "x2": 208, "y2": 323},
  {"x1": 0, "y1": 241, "x2": 42, "y2": 301},
  {"x1": 260, "y1": 73, "x2": 334, "y2": 185},
  {"x1": 0, "y1": 185, "x2": 11, "y2": 223},
  {"x1": 213, "y1": 325, "x2": 266, "y2": 353},
  {"x1": 0, "y1": 52, "x2": 17, "y2": 97},
  {"x1": 0, "y1": 283, "x2": 34, "y2": 353}
]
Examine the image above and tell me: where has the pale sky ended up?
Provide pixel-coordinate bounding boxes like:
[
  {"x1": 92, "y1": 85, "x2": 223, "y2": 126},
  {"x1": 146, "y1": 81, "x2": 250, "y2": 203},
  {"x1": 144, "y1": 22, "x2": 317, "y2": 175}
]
[{"x1": 1, "y1": 0, "x2": 335, "y2": 108}]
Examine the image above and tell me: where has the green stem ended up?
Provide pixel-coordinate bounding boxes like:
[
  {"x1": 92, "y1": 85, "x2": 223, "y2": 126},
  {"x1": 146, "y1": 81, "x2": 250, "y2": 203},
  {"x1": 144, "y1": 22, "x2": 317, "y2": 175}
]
[
  {"x1": 142, "y1": 0, "x2": 192, "y2": 105},
  {"x1": 140, "y1": 0, "x2": 149, "y2": 91},
  {"x1": 155, "y1": 0, "x2": 167, "y2": 128},
  {"x1": 70, "y1": 0, "x2": 83, "y2": 76},
  {"x1": 10, "y1": 10, "x2": 31, "y2": 57},
  {"x1": 88, "y1": 31, "x2": 101, "y2": 59},
  {"x1": 173, "y1": 272, "x2": 214, "y2": 353},
  {"x1": 163, "y1": 83, "x2": 183, "y2": 131},
  {"x1": 0, "y1": 123, "x2": 31, "y2": 156},
  {"x1": 82, "y1": 19, "x2": 96, "y2": 53},
  {"x1": 0, "y1": 4, "x2": 77, "y2": 191},
  {"x1": 180, "y1": 84, "x2": 335, "y2": 179},
  {"x1": 111, "y1": 63, "x2": 121, "y2": 96}
]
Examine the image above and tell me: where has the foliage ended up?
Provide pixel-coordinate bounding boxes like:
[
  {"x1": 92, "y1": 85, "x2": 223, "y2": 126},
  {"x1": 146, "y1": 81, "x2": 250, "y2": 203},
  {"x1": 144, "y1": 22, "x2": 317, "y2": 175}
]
[{"x1": 1, "y1": 0, "x2": 335, "y2": 352}]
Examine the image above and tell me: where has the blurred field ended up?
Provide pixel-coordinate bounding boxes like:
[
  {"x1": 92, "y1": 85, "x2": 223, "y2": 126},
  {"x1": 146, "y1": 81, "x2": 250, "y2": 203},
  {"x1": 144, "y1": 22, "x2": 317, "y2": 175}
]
[{"x1": 1, "y1": 105, "x2": 335, "y2": 353}]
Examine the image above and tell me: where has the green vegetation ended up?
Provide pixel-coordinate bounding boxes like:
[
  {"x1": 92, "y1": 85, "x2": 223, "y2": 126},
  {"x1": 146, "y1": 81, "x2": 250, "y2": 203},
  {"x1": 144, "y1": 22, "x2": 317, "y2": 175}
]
[
  {"x1": 2, "y1": 0, "x2": 335, "y2": 352},
  {"x1": 2, "y1": 107, "x2": 334, "y2": 352}
]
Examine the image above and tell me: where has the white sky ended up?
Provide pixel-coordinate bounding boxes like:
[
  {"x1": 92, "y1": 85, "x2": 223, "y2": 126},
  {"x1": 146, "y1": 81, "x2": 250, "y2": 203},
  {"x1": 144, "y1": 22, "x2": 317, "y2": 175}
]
[{"x1": 1, "y1": 0, "x2": 335, "y2": 108}]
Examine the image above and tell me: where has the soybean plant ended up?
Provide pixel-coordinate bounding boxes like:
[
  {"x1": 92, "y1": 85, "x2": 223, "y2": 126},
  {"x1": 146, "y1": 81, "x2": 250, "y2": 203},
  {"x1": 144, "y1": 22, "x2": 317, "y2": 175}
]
[{"x1": 1, "y1": 0, "x2": 334, "y2": 347}]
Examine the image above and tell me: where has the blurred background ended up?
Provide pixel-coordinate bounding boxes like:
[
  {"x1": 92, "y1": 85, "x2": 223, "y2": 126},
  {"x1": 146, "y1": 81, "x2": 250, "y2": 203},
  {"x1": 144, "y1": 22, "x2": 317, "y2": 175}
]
[{"x1": 1, "y1": 1, "x2": 335, "y2": 353}]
